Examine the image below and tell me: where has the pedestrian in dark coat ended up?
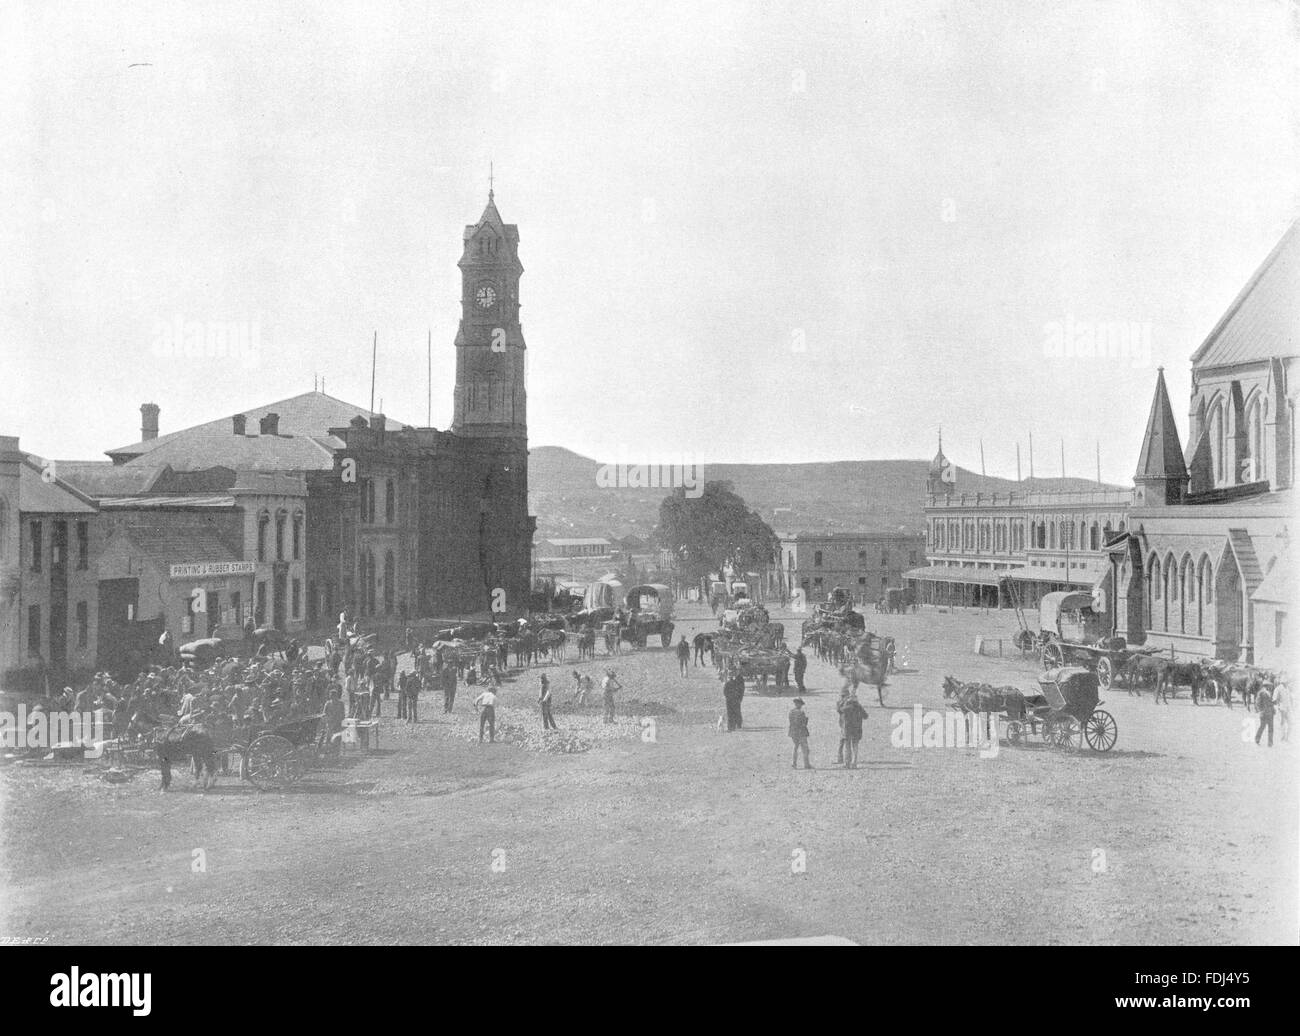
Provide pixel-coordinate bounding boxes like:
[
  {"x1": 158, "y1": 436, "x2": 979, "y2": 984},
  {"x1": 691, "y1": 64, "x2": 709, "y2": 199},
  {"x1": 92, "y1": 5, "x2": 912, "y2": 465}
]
[
  {"x1": 840, "y1": 692, "x2": 867, "y2": 768},
  {"x1": 793, "y1": 648, "x2": 807, "y2": 692}
]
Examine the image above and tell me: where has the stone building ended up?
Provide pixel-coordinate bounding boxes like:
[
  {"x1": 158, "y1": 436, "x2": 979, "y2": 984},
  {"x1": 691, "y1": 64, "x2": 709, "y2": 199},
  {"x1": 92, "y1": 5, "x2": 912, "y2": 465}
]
[
  {"x1": 1113, "y1": 220, "x2": 1297, "y2": 662},
  {"x1": 778, "y1": 531, "x2": 925, "y2": 605}
]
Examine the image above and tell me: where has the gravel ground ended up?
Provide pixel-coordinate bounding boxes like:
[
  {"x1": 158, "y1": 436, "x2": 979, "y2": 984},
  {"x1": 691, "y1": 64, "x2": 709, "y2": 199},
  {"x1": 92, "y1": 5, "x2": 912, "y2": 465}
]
[{"x1": 0, "y1": 602, "x2": 1295, "y2": 945}]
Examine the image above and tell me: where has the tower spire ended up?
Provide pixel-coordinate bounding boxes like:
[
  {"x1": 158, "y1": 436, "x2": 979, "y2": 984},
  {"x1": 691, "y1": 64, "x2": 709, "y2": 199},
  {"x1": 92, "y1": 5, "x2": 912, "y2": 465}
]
[{"x1": 488, "y1": 161, "x2": 494, "y2": 200}]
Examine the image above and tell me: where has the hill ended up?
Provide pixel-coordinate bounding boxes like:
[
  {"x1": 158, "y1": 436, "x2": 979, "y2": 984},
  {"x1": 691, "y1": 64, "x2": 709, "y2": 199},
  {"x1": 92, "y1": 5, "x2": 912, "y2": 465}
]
[{"x1": 527, "y1": 446, "x2": 1123, "y2": 543}]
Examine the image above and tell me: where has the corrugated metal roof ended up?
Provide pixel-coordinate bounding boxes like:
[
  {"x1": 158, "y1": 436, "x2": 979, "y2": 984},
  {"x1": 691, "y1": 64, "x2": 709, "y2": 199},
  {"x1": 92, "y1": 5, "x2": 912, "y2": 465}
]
[
  {"x1": 98, "y1": 495, "x2": 235, "y2": 509},
  {"x1": 901, "y1": 564, "x2": 1013, "y2": 586},
  {"x1": 1191, "y1": 220, "x2": 1300, "y2": 369}
]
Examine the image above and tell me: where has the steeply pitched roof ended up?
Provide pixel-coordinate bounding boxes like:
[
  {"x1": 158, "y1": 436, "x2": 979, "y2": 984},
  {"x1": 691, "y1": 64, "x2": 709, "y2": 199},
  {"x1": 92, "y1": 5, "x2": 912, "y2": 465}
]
[
  {"x1": 106, "y1": 390, "x2": 407, "y2": 463},
  {"x1": 1191, "y1": 219, "x2": 1300, "y2": 369},
  {"x1": 1135, "y1": 369, "x2": 1188, "y2": 481},
  {"x1": 1252, "y1": 548, "x2": 1295, "y2": 605},
  {"x1": 17, "y1": 458, "x2": 96, "y2": 514}
]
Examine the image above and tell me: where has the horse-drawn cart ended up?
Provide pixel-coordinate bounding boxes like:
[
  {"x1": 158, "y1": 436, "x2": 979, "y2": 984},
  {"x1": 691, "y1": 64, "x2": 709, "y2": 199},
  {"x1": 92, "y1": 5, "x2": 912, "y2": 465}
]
[
  {"x1": 1035, "y1": 591, "x2": 1157, "y2": 689},
  {"x1": 1005, "y1": 667, "x2": 1118, "y2": 752}
]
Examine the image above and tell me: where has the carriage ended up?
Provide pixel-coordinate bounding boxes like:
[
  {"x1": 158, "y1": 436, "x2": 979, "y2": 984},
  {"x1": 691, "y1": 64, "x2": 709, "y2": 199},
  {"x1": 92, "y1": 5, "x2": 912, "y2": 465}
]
[
  {"x1": 1004, "y1": 666, "x2": 1118, "y2": 752},
  {"x1": 1035, "y1": 591, "x2": 1157, "y2": 689},
  {"x1": 623, "y1": 584, "x2": 675, "y2": 648},
  {"x1": 222, "y1": 712, "x2": 325, "y2": 788}
]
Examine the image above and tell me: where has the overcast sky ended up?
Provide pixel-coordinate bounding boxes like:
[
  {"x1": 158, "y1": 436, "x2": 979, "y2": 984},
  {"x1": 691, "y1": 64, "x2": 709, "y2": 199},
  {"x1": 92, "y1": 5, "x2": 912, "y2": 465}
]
[{"x1": 2, "y1": 0, "x2": 1296, "y2": 483}]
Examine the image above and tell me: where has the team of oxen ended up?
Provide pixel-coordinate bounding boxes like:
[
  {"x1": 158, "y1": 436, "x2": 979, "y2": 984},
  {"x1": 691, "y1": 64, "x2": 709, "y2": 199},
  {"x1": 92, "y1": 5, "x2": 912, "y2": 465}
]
[
  {"x1": 433, "y1": 607, "x2": 665, "y2": 672},
  {"x1": 1117, "y1": 654, "x2": 1275, "y2": 708}
]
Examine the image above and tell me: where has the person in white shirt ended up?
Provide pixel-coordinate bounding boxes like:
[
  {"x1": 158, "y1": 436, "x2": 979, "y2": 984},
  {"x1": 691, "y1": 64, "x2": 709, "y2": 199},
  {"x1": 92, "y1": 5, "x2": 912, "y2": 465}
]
[
  {"x1": 601, "y1": 670, "x2": 622, "y2": 724},
  {"x1": 473, "y1": 688, "x2": 498, "y2": 743}
]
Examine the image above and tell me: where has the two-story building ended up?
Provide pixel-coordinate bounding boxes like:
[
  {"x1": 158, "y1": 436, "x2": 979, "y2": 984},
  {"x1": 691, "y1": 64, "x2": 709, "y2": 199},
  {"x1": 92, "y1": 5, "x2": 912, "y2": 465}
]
[
  {"x1": 905, "y1": 444, "x2": 1132, "y2": 610},
  {"x1": 777, "y1": 531, "x2": 924, "y2": 606}
]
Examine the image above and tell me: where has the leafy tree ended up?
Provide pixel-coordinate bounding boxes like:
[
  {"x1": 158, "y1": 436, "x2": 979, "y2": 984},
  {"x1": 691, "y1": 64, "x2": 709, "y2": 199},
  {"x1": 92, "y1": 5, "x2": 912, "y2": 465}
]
[{"x1": 654, "y1": 481, "x2": 778, "y2": 587}]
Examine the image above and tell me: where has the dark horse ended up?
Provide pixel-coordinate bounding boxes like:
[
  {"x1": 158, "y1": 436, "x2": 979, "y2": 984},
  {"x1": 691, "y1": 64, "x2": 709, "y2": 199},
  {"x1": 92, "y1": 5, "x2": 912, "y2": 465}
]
[{"x1": 156, "y1": 721, "x2": 220, "y2": 791}]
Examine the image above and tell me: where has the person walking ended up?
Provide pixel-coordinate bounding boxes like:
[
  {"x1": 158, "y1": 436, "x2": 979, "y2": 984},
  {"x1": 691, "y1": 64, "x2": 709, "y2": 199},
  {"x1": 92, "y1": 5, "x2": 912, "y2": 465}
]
[
  {"x1": 601, "y1": 669, "x2": 622, "y2": 724},
  {"x1": 723, "y1": 669, "x2": 745, "y2": 731},
  {"x1": 474, "y1": 687, "x2": 498, "y2": 743},
  {"x1": 840, "y1": 692, "x2": 867, "y2": 768},
  {"x1": 443, "y1": 663, "x2": 457, "y2": 714},
  {"x1": 676, "y1": 636, "x2": 691, "y2": 676},
  {"x1": 1273, "y1": 673, "x2": 1290, "y2": 742},
  {"x1": 320, "y1": 689, "x2": 345, "y2": 761},
  {"x1": 407, "y1": 671, "x2": 420, "y2": 724},
  {"x1": 539, "y1": 675, "x2": 558, "y2": 731},
  {"x1": 793, "y1": 647, "x2": 807, "y2": 693},
  {"x1": 1255, "y1": 681, "x2": 1276, "y2": 748},
  {"x1": 788, "y1": 698, "x2": 812, "y2": 769},
  {"x1": 396, "y1": 670, "x2": 409, "y2": 720}
]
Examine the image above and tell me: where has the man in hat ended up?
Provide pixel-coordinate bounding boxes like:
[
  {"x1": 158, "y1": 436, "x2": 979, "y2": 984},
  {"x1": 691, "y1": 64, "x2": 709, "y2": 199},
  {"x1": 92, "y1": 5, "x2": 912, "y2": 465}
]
[
  {"x1": 1255, "y1": 680, "x2": 1276, "y2": 748},
  {"x1": 839, "y1": 692, "x2": 868, "y2": 768},
  {"x1": 788, "y1": 698, "x2": 812, "y2": 769},
  {"x1": 539, "y1": 674, "x2": 558, "y2": 731},
  {"x1": 793, "y1": 646, "x2": 807, "y2": 693},
  {"x1": 601, "y1": 669, "x2": 622, "y2": 724},
  {"x1": 473, "y1": 687, "x2": 498, "y2": 743},
  {"x1": 723, "y1": 668, "x2": 745, "y2": 731},
  {"x1": 676, "y1": 635, "x2": 691, "y2": 676}
]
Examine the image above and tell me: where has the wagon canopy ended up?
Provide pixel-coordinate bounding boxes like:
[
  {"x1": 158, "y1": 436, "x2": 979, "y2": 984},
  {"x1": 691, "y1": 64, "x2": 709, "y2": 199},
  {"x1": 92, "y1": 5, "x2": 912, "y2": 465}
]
[
  {"x1": 1038, "y1": 591, "x2": 1094, "y2": 633},
  {"x1": 583, "y1": 577, "x2": 625, "y2": 612},
  {"x1": 626, "y1": 583, "x2": 672, "y2": 618}
]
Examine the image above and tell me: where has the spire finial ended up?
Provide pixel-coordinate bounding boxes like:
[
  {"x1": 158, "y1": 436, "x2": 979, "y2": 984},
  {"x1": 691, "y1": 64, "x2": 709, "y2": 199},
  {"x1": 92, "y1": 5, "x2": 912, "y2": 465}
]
[{"x1": 488, "y1": 161, "x2": 494, "y2": 199}]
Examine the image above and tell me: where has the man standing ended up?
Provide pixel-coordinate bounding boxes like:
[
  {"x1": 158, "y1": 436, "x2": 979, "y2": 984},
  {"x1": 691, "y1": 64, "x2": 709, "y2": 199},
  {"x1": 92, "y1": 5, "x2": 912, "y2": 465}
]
[
  {"x1": 321, "y1": 689, "x2": 345, "y2": 760},
  {"x1": 396, "y1": 670, "x2": 408, "y2": 720},
  {"x1": 1274, "y1": 673, "x2": 1290, "y2": 742},
  {"x1": 723, "y1": 668, "x2": 745, "y2": 731},
  {"x1": 788, "y1": 698, "x2": 812, "y2": 769},
  {"x1": 474, "y1": 687, "x2": 498, "y2": 743},
  {"x1": 840, "y1": 692, "x2": 867, "y2": 768},
  {"x1": 1255, "y1": 681, "x2": 1276, "y2": 748},
  {"x1": 793, "y1": 647, "x2": 807, "y2": 693},
  {"x1": 676, "y1": 636, "x2": 691, "y2": 676},
  {"x1": 406, "y1": 671, "x2": 420, "y2": 724},
  {"x1": 601, "y1": 669, "x2": 622, "y2": 724},
  {"x1": 443, "y1": 663, "x2": 457, "y2": 714},
  {"x1": 539, "y1": 675, "x2": 558, "y2": 731}
]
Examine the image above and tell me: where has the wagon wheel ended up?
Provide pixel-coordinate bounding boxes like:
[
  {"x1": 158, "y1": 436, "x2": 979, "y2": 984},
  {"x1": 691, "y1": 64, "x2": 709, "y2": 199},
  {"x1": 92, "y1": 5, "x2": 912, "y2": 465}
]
[
  {"x1": 1041, "y1": 643, "x2": 1064, "y2": 670},
  {"x1": 1096, "y1": 656, "x2": 1114, "y2": 689},
  {"x1": 1049, "y1": 716, "x2": 1080, "y2": 750},
  {"x1": 1083, "y1": 709, "x2": 1118, "y2": 752},
  {"x1": 245, "y1": 734, "x2": 294, "y2": 789},
  {"x1": 1006, "y1": 720, "x2": 1024, "y2": 746}
]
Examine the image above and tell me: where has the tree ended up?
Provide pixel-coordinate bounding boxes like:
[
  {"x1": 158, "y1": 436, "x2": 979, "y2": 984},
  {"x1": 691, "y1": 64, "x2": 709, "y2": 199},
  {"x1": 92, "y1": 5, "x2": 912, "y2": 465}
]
[{"x1": 654, "y1": 481, "x2": 778, "y2": 588}]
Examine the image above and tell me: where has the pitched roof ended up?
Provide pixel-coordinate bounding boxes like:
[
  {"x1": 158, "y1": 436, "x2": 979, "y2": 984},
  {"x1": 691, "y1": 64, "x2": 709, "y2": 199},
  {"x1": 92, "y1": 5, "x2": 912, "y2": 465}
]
[
  {"x1": 1252, "y1": 549, "x2": 1295, "y2": 605},
  {"x1": 1191, "y1": 220, "x2": 1300, "y2": 369},
  {"x1": 106, "y1": 390, "x2": 407, "y2": 463},
  {"x1": 51, "y1": 461, "x2": 169, "y2": 498},
  {"x1": 116, "y1": 432, "x2": 338, "y2": 474},
  {"x1": 116, "y1": 526, "x2": 241, "y2": 567},
  {"x1": 1135, "y1": 369, "x2": 1188, "y2": 481},
  {"x1": 17, "y1": 459, "x2": 96, "y2": 514}
]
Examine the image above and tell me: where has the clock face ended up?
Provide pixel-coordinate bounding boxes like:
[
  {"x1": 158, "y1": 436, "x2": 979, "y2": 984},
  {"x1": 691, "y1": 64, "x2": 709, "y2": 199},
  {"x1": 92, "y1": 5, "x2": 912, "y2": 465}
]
[{"x1": 476, "y1": 285, "x2": 497, "y2": 309}]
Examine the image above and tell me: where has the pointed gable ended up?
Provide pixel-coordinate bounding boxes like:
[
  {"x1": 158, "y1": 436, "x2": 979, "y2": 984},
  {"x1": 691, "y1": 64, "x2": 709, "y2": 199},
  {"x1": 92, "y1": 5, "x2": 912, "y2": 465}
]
[{"x1": 1135, "y1": 369, "x2": 1188, "y2": 480}]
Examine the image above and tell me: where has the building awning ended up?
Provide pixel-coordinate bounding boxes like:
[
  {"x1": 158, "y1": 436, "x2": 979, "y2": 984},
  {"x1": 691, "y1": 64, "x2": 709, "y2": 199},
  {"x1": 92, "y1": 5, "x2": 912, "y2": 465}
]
[
  {"x1": 902, "y1": 565, "x2": 1015, "y2": 587},
  {"x1": 1008, "y1": 558, "x2": 1110, "y2": 586}
]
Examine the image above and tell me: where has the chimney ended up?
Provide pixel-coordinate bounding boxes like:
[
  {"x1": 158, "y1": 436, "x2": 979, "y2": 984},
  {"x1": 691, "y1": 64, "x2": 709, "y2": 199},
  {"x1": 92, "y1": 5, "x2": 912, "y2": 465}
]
[
  {"x1": 140, "y1": 403, "x2": 160, "y2": 441},
  {"x1": 373, "y1": 413, "x2": 386, "y2": 441},
  {"x1": 259, "y1": 412, "x2": 280, "y2": 436},
  {"x1": 232, "y1": 414, "x2": 247, "y2": 436}
]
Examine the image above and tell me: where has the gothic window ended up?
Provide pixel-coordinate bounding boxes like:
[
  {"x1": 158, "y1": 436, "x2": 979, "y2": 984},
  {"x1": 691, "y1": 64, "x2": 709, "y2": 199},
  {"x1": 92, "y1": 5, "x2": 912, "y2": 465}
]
[
  {"x1": 384, "y1": 551, "x2": 395, "y2": 614},
  {"x1": 1209, "y1": 398, "x2": 1226, "y2": 486},
  {"x1": 275, "y1": 509, "x2": 287, "y2": 560},
  {"x1": 385, "y1": 479, "x2": 396, "y2": 524},
  {"x1": 293, "y1": 511, "x2": 304, "y2": 560},
  {"x1": 1245, "y1": 393, "x2": 1265, "y2": 482}
]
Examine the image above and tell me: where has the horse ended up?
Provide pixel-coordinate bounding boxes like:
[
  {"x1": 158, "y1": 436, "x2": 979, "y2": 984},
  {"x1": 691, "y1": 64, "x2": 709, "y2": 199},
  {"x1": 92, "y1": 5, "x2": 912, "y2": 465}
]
[
  {"x1": 693, "y1": 632, "x2": 714, "y2": 666},
  {"x1": 941, "y1": 676, "x2": 1028, "y2": 742},
  {"x1": 1155, "y1": 660, "x2": 1204, "y2": 704},
  {"x1": 155, "y1": 721, "x2": 220, "y2": 791},
  {"x1": 577, "y1": 628, "x2": 596, "y2": 661},
  {"x1": 537, "y1": 628, "x2": 567, "y2": 662},
  {"x1": 1122, "y1": 654, "x2": 1165, "y2": 698}
]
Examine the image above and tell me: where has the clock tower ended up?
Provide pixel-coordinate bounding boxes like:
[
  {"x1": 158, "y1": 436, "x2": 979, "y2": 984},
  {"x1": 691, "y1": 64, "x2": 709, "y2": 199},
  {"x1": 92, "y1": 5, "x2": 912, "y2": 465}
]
[{"x1": 453, "y1": 188, "x2": 527, "y2": 439}]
